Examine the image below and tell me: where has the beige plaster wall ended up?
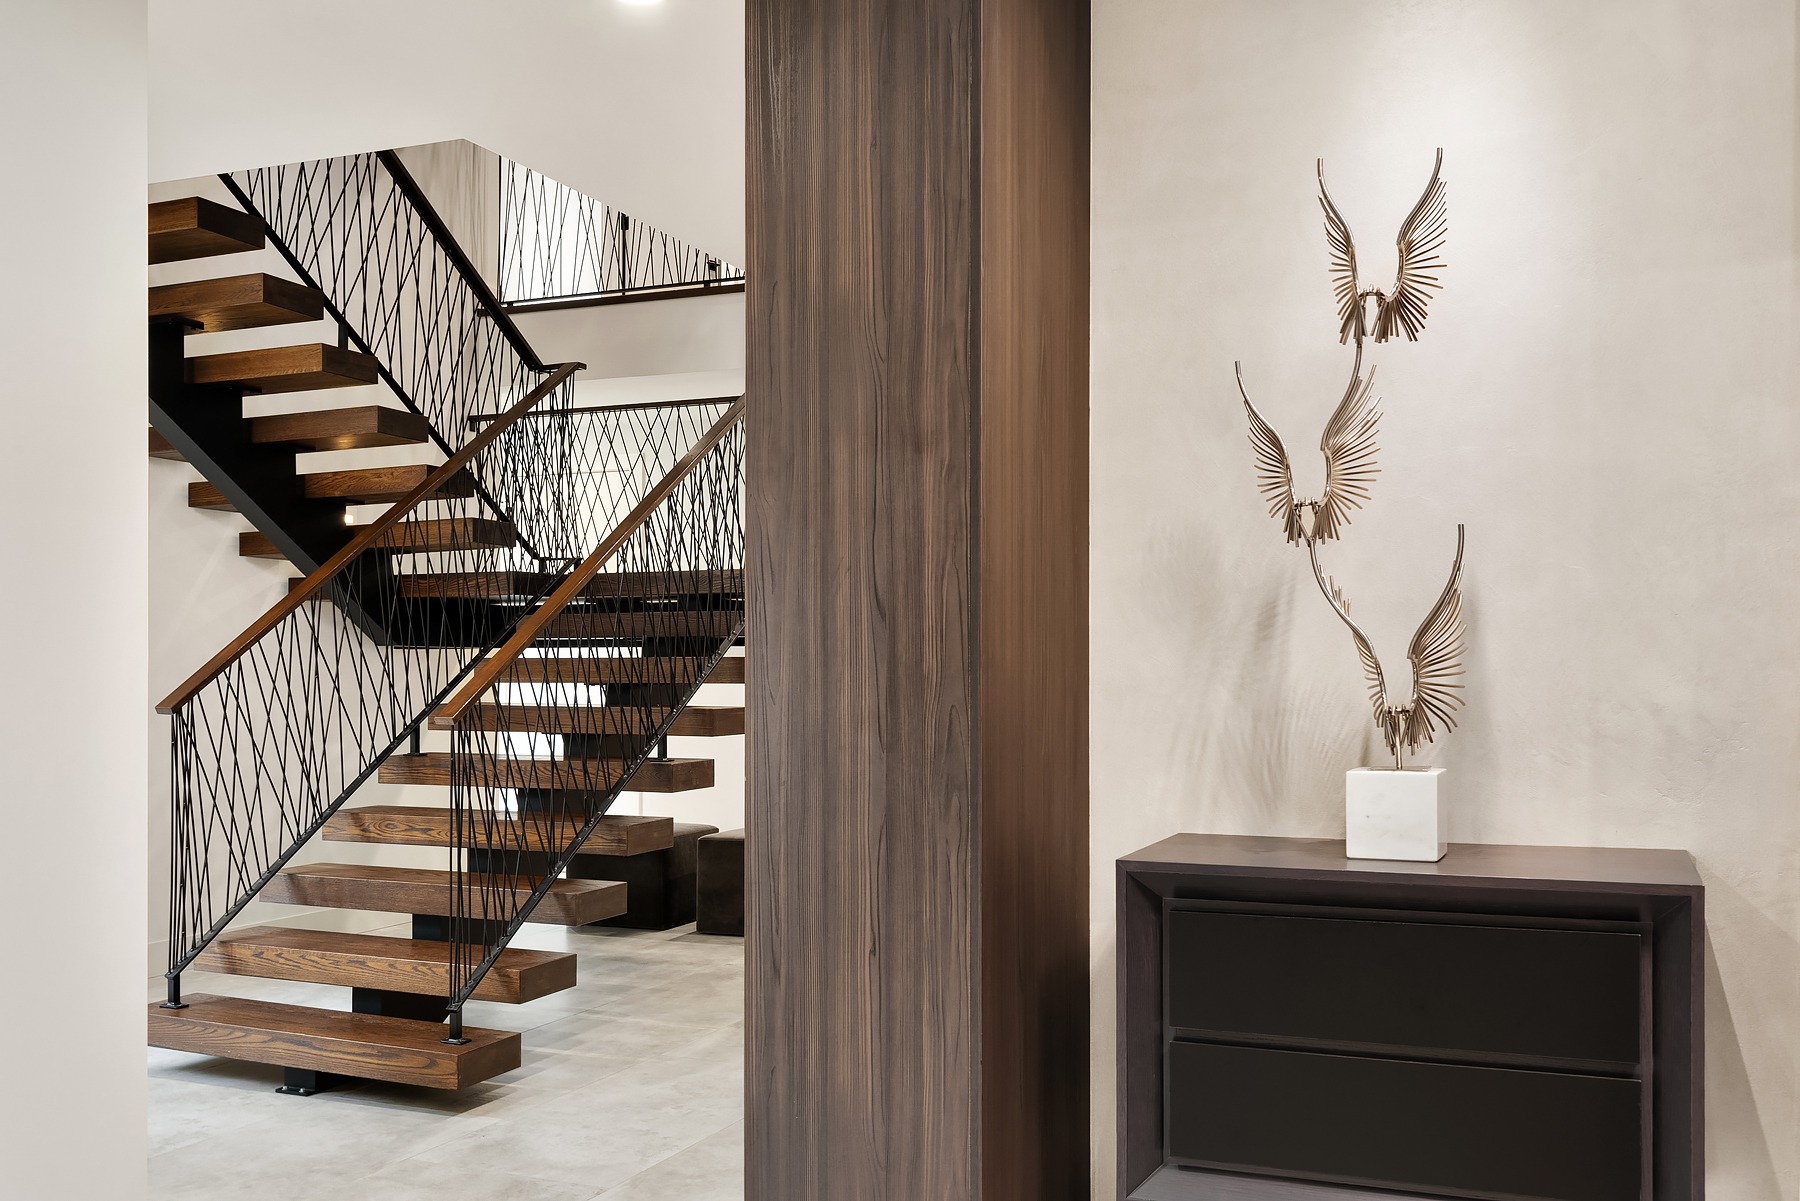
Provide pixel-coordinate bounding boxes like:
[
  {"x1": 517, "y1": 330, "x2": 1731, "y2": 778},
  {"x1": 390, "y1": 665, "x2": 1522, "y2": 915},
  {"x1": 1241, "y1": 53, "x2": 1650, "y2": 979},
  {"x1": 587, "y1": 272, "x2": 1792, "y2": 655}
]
[{"x1": 1091, "y1": 2, "x2": 1800, "y2": 1196}]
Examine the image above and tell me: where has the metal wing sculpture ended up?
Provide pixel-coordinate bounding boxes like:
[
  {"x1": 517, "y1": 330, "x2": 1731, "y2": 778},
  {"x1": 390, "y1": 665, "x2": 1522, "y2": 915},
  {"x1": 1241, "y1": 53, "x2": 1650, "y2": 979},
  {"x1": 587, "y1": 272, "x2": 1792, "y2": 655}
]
[
  {"x1": 1319, "y1": 149, "x2": 1447, "y2": 345},
  {"x1": 1238, "y1": 361, "x2": 1381, "y2": 545},
  {"x1": 1311, "y1": 525, "x2": 1467, "y2": 768}
]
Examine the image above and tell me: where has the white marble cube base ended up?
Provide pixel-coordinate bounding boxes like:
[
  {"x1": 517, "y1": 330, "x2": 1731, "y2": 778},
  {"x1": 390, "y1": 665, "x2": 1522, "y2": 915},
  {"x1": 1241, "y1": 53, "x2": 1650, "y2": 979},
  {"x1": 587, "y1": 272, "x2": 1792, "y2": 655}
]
[{"x1": 1346, "y1": 767, "x2": 1446, "y2": 862}]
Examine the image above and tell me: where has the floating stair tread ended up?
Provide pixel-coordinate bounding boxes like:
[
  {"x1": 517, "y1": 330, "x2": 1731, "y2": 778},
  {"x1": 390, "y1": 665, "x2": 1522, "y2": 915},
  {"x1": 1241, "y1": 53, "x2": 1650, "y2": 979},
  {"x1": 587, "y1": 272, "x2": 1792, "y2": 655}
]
[
  {"x1": 378, "y1": 752, "x2": 713, "y2": 793},
  {"x1": 264, "y1": 863, "x2": 626, "y2": 925},
  {"x1": 148, "y1": 197, "x2": 266, "y2": 264},
  {"x1": 302, "y1": 465, "x2": 474, "y2": 504},
  {"x1": 325, "y1": 807, "x2": 676, "y2": 857},
  {"x1": 498, "y1": 655, "x2": 745, "y2": 686},
  {"x1": 541, "y1": 609, "x2": 742, "y2": 641},
  {"x1": 194, "y1": 926, "x2": 575, "y2": 1004},
  {"x1": 400, "y1": 568, "x2": 744, "y2": 601},
  {"x1": 187, "y1": 481, "x2": 234, "y2": 511},
  {"x1": 453, "y1": 703, "x2": 744, "y2": 738},
  {"x1": 399, "y1": 571, "x2": 556, "y2": 600},
  {"x1": 251, "y1": 405, "x2": 429, "y2": 451},
  {"x1": 238, "y1": 531, "x2": 283, "y2": 559},
  {"x1": 188, "y1": 344, "x2": 380, "y2": 395},
  {"x1": 147, "y1": 994, "x2": 518, "y2": 1090},
  {"x1": 241, "y1": 515, "x2": 517, "y2": 560},
  {"x1": 150, "y1": 273, "x2": 322, "y2": 332},
  {"x1": 377, "y1": 517, "x2": 518, "y2": 554},
  {"x1": 149, "y1": 428, "x2": 182, "y2": 460}
]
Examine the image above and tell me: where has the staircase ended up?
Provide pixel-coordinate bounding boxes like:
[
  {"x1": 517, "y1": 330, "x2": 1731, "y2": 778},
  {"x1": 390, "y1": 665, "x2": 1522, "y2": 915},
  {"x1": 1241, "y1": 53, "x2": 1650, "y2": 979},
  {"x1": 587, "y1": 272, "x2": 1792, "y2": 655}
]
[{"x1": 145, "y1": 152, "x2": 746, "y2": 1093}]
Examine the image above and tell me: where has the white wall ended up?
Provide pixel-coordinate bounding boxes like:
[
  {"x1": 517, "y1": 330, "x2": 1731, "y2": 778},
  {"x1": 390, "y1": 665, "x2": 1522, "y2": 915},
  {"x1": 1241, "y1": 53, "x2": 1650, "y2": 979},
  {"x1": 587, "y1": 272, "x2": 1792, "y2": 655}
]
[
  {"x1": 1092, "y1": 2, "x2": 1800, "y2": 1197},
  {"x1": 0, "y1": 4, "x2": 149, "y2": 1197},
  {"x1": 149, "y1": 0, "x2": 745, "y2": 263}
]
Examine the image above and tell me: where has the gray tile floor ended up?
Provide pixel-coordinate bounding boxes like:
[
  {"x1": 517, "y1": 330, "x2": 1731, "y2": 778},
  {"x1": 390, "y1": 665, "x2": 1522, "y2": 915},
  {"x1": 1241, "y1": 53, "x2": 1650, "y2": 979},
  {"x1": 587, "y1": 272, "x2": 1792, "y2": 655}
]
[{"x1": 148, "y1": 920, "x2": 745, "y2": 1200}]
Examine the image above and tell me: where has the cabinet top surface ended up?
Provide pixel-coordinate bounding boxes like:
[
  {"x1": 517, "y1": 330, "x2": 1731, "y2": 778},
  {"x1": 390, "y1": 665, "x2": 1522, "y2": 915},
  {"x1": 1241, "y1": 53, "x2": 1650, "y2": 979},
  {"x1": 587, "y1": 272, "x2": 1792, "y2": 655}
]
[{"x1": 1120, "y1": 834, "x2": 1701, "y2": 892}]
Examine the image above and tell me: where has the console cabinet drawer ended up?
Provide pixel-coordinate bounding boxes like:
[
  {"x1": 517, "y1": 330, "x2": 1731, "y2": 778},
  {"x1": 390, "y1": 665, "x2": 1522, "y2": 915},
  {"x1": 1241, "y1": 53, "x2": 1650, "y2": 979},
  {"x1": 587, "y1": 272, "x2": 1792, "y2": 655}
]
[
  {"x1": 1168, "y1": 1040, "x2": 1642, "y2": 1201},
  {"x1": 1167, "y1": 908, "x2": 1642, "y2": 1065}
]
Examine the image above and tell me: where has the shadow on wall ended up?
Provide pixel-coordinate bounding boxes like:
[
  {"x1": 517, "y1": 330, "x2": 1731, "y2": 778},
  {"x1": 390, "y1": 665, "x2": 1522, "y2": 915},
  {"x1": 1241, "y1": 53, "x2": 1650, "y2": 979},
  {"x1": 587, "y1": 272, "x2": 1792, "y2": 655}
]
[{"x1": 1703, "y1": 877, "x2": 1793, "y2": 1198}]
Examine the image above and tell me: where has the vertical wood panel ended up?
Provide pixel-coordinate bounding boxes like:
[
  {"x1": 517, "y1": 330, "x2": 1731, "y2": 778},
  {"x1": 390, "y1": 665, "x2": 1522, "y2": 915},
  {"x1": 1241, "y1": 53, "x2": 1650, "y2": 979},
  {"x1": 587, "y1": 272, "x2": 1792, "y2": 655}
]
[
  {"x1": 979, "y1": 0, "x2": 1092, "y2": 1197},
  {"x1": 747, "y1": 1, "x2": 1087, "y2": 1196}
]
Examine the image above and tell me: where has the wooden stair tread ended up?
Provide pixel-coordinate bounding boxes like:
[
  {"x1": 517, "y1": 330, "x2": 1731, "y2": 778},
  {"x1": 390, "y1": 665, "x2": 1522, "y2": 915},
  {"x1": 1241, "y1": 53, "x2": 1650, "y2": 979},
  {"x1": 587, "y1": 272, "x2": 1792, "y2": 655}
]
[
  {"x1": 148, "y1": 197, "x2": 265, "y2": 264},
  {"x1": 540, "y1": 609, "x2": 742, "y2": 641},
  {"x1": 238, "y1": 531, "x2": 283, "y2": 559},
  {"x1": 148, "y1": 994, "x2": 518, "y2": 1090},
  {"x1": 195, "y1": 926, "x2": 575, "y2": 1004},
  {"x1": 187, "y1": 480, "x2": 234, "y2": 511},
  {"x1": 453, "y1": 704, "x2": 744, "y2": 738},
  {"x1": 188, "y1": 344, "x2": 380, "y2": 395},
  {"x1": 398, "y1": 571, "x2": 555, "y2": 600},
  {"x1": 400, "y1": 568, "x2": 744, "y2": 601},
  {"x1": 302, "y1": 464, "x2": 475, "y2": 504},
  {"x1": 377, "y1": 517, "x2": 518, "y2": 553},
  {"x1": 325, "y1": 807, "x2": 676, "y2": 856},
  {"x1": 150, "y1": 273, "x2": 322, "y2": 333},
  {"x1": 498, "y1": 655, "x2": 745, "y2": 686},
  {"x1": 251, "y1": 405, "x2": 429, "y2": 451},
  {"x1": 241, "y1": 515, "x2": 516, "y2": 560},
  {"x1": 264, "y1": 863, "x2": 626, "y2": 925},
  {"x1": 149, "y1": 428, "x2": 182, "y2": 460},
  {"x1": 378, "y1": 752, "x2": 713, "y2": 793}
]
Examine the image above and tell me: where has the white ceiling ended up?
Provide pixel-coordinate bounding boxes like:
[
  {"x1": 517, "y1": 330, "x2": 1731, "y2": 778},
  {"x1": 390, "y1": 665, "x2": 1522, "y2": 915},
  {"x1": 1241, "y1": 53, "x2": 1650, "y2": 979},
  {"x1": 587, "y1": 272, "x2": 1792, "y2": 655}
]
[{"x1": 149, "y1": 0, "x2": 745, "y2": 260}]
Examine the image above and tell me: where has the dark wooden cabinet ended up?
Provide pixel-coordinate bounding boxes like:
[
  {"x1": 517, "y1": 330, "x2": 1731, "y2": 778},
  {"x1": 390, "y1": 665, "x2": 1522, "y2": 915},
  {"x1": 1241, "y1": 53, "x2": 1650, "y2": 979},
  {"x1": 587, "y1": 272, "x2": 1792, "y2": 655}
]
[{"x1": 1118, "y1": 836, "x2": 1704, "y2": 1201}]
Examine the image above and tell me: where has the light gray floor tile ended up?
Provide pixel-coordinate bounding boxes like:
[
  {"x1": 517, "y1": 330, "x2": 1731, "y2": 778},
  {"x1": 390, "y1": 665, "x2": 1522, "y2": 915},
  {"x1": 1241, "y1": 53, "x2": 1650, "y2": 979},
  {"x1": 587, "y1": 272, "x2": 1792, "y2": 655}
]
[
  {"x1": 597, "y1": 1121, "x2": 744, "y2": 1200},
  {"x1": 148, "y1": 924, "x2": 745, "y2": 1199}
]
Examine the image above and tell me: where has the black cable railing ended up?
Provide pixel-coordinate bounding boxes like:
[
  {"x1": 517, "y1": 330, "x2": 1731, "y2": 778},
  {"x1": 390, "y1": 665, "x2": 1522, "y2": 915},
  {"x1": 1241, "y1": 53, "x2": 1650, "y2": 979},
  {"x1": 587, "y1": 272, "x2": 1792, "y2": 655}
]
[
  {"x1": 429, "y1": 400, "x2": 744, "y2": 1037},
  {"x1": 159, "y1": 390, "x2": 732, "y2": 998},
  {"x1": 497, "y1": 156, "x2": 745, "y2": 309}
]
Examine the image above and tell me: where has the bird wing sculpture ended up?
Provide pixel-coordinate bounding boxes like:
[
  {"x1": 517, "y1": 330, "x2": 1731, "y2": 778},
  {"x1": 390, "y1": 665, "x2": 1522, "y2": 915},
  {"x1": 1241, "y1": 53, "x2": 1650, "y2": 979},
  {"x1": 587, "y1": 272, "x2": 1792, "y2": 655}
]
[
  {"x1": 1318, "y1": 162, "x2": 1364, "y2": 346},
  {"x1": 1238, "y1": 361, "x2": 1382, "y2": 546},
  {"x1": 1318, "y1": 149, "x2": 1447, "y2": 345},
  {"x1": 1311, "y1": 525, "x2": 1467, "y2": 767}
]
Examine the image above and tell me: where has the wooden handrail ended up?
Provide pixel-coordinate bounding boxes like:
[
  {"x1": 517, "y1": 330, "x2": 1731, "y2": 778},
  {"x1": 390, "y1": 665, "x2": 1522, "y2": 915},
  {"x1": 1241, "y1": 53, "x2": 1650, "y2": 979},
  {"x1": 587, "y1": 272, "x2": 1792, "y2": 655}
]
[
  {"x1": 428, "y1": 396, "x2": 746, "y2": 731},
  {"x1": 156, "y1": 362, "x2": 584, "y2": 714}
]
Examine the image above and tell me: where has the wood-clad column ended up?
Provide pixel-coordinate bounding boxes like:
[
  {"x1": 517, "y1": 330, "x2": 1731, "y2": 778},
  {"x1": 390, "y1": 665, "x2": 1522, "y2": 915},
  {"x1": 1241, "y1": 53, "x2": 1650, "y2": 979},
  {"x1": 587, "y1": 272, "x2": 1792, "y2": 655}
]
[{"x1": 745, "y1": 1, "x2": 1090, "y2": 1198}]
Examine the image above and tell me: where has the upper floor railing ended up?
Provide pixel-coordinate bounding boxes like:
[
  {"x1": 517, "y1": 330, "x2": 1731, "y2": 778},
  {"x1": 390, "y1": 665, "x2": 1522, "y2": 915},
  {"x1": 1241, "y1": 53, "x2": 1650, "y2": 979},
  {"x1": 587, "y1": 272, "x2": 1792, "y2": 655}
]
[{"x1": 497, "y1": 156, "x2": 745, "y2": 310}]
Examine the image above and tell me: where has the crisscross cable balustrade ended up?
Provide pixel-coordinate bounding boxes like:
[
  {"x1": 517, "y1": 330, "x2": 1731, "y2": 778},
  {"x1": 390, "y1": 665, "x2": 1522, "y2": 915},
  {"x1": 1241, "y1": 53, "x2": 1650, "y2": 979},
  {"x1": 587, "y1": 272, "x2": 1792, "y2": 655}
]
[
  {"x1": 158, "y1": 378, "x2": 737, "y2": 1000},
  {"x1": 498, "y1": 156, "x2": 744, "y2": 307},
  {"x1": 226, "y1": 151, "x2": 547, "y2": 539},
  {"x1": 428, "y1": 400, "x2": 745, "y2": 1033}
]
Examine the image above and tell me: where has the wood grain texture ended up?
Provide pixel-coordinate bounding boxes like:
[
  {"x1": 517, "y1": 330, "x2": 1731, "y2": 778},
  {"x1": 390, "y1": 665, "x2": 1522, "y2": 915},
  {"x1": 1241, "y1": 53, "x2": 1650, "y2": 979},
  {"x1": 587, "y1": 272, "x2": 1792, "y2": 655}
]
[
  {"x1": 241, "y1": 518, "x2": 525, "y2": 559},
  {"x1": 539, "y1": 609, "x2": 741, "y2": 641},
  {"x1": 323, "y1": 806, "x2": 677, "y2": 855},
  {"x1": 302, "y1": 464, "x2": 475, "y2": 504},
  {"x1": 250, "y1": 404, "x2": 429, "y2": 450},
  {"x1": 976, "y1": 2, "x2": 1092, "y2": 1195},
  {"x1": 262, "y1": 863, "x2": 628, "y2": 925},
  {"x1": 186, "y1": 480, "x2": 234, "y2": 511},
  {"x1": 149, "y1": 273, "x2": 322, "y2": 332},
  {"x1": 496, "y1": 654, "x2": 745, "y2": 686},
  {"x1": 147, "y1": 994, "x2": 518, "y2": 1090},
  {"x1": 746, "y1": 1, "x2": 1088, "y2": 1196},
  {"x1": 147, "y1": 197, "x2": 265, "y2": 264},
  {"x1": 194, "y1": 926, "x2": 576, "y2": 1003},
  {"x1": 452, "y1": 703, "x2": 744, "y2": 737},
  {"x1": 376, "y1": 753, "x2": 714, "y2": 793},
  {"x1": 187, "y1": 344, "x2": 380, "y2": 394}
]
